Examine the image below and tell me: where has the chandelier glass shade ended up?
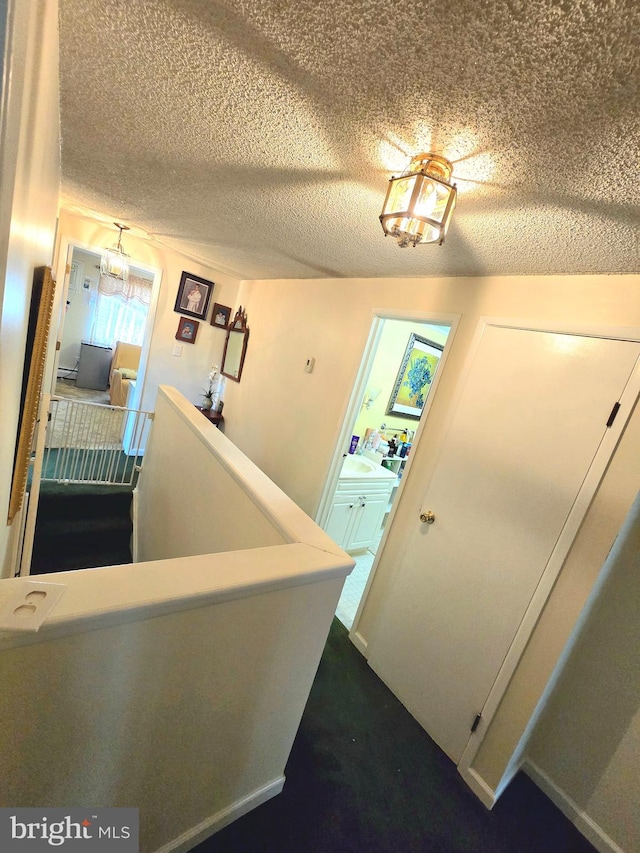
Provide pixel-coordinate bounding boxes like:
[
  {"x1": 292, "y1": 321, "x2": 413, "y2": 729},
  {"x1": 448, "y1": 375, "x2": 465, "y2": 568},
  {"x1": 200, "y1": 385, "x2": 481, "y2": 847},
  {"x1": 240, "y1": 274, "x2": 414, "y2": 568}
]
[
  {"x1": 380, "y1": 153, "x2": 456, "y2": 248},
  {"x1": 101, "y1": 223, "x2": 130, "y2": 281}
]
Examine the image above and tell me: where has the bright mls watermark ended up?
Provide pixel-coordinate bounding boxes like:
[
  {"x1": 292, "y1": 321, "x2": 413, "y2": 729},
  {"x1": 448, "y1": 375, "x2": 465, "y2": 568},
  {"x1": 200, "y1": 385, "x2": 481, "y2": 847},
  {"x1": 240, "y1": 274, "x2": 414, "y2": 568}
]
[{"x1": 0, "y1": 809, "x2": 138, "y2": 850}]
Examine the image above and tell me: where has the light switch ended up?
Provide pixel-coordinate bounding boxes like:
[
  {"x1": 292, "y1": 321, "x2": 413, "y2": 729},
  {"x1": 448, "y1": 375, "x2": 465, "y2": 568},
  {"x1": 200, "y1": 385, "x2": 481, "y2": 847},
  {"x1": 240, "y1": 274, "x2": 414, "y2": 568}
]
[
  {"x1": 305, "y1": 357, "x2": 315, "y2": 373},
  {"x1": 173, "y1": 344, "x2": 183, "y2": 357}
]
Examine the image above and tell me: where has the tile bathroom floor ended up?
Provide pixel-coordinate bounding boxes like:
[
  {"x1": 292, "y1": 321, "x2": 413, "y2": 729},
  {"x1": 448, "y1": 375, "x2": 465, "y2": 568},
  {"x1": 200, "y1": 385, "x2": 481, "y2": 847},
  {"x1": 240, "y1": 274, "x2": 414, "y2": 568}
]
[{"x1": 335, "y1": 526, "x2": 384, "y2": 631}]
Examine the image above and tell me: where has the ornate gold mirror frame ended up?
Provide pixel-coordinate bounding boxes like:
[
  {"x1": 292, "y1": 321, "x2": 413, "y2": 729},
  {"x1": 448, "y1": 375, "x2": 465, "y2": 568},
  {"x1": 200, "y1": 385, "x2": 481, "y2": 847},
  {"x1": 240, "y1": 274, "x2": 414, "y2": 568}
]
[{"x1": 8, "y1": 265, "x2": 56, "y2": 524}]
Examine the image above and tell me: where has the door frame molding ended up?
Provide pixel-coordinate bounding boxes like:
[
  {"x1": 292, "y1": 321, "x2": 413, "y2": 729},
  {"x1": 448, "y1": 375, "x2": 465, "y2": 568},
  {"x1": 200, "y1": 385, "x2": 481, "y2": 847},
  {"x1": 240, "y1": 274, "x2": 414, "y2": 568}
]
[
  {"x1": 315, "y1": 308, "x2": 461, "y2": 646},
  {"x1": 456, "y1": 316, "x2": 640, "y2": 796},
  {"x1": 49, "y1": 235, "x2": 163, "y2": 412}
]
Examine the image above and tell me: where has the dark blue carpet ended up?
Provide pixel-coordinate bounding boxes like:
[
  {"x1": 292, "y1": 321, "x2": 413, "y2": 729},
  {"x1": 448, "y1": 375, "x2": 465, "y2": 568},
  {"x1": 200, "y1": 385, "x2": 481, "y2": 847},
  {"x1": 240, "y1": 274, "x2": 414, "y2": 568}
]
[{"x1": 200, "y1": 618, "x2": 596, "y2": 853}]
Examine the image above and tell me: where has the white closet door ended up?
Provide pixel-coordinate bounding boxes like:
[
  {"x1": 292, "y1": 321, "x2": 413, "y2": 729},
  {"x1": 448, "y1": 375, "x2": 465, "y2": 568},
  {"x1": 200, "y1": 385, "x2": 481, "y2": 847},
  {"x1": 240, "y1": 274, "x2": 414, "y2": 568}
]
[{"x1": 367, "y1": 325, "x2": 640, "y2": 762}]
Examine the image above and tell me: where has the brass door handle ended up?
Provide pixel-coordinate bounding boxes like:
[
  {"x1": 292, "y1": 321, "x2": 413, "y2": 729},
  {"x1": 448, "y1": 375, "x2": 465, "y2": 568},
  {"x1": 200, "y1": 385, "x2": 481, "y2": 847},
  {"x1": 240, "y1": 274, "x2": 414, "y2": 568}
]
[{"x1": 420, "y1": 510, "x2": 435, "y2": 524}]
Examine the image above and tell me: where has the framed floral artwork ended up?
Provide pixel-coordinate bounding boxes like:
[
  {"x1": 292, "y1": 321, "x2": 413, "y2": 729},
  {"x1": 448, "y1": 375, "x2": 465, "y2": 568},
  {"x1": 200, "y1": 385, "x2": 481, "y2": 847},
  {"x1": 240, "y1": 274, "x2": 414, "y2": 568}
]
[
  {"x1": 386, "y1": 334, "x2": 443, "y2": 420},
  {"x1": 174, "y1": 271, "x2": 214, "y2": 320}
]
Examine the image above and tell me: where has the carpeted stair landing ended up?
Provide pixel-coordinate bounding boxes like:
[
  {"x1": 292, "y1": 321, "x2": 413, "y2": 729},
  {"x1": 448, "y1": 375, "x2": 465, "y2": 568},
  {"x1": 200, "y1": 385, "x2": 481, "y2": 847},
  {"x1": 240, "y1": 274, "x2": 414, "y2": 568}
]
[{"x1": 30, "y1": 485, "x2": 133, "y2": 574}]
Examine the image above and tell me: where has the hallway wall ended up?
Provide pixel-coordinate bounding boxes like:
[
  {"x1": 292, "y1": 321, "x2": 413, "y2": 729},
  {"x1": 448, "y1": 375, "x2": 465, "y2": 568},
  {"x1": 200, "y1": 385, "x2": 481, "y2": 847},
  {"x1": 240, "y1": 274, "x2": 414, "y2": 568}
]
[
  {"x1": 0, "y1": 0, "x2": 60, "y2": 576},
  {"x1": 525, "y1": 493, "x2": 640, "y2": 853},
  {"x1": 224, "y1": 271, "x2": 640, "y2": 835}
]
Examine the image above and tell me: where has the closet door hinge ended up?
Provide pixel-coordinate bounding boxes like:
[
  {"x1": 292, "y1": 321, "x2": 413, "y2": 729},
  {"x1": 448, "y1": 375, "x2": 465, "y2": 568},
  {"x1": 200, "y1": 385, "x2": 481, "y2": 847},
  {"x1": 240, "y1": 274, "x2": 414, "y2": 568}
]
[
  {"x1": 606, "y1": 402, "x2": 621, "y2": 428},
  {"x1": 471, "y1": 713, "x2": 482, "y2": 734}
]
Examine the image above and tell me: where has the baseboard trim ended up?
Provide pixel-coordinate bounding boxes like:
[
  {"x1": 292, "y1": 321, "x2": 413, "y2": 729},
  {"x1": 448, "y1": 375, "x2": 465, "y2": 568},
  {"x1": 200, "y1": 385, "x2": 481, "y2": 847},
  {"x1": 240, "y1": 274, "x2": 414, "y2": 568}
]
[
  {"x1": 524, "y1": 761, "x2": 626, "y2": 853},
  {"x1": 349, "y1": 629, "x2": 368, "y2": 657},
  {"x1": 131, "y1": 487, "x2": 139, "y2": 563},
  {"x1": 154, "y1": 775, "x2": 285, "y2": 853},
  {"x1": 458, "y1": 765, "x2": 498, "y2": 810}
]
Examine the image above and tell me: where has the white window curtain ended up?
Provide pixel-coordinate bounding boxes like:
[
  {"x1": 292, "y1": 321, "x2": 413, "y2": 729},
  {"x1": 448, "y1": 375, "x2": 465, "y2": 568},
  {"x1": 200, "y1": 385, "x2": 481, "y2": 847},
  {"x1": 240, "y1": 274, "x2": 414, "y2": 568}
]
[{"x1": 90, "y1": 273, "x2": 152, "y2": 348}]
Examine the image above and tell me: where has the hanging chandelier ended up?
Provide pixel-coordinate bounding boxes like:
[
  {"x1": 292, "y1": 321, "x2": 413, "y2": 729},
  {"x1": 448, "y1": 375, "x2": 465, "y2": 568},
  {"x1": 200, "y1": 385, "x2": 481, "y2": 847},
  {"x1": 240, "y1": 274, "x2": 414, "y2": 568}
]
[
  {"x1": 100, "y1": 222, "x2": 130, "y2": 281},
  {"x1": 380, "y1": 153, "x2": 457, "y2": 248}
]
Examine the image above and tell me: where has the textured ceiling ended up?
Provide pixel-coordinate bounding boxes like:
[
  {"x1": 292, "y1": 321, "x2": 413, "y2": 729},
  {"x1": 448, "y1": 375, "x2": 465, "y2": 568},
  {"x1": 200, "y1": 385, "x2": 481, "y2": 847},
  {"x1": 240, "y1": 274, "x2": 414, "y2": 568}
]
[{"x1": 59, "y1": 0, "x2": 639, "y2": 280}]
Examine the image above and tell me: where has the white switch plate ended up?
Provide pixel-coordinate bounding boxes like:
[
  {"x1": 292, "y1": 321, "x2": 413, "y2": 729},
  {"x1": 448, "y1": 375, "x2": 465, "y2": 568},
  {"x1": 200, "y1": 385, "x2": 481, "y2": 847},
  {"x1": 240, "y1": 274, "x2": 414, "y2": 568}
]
[
  {"x1": 173, "y1": 344, "x2": 183, "y2": 357},
  {"x1": 305, "y1": 357, "x2": 315, "y2": 373},
  {"x1": 0, "y1": 581, "x2": 67, "y2": 633}
]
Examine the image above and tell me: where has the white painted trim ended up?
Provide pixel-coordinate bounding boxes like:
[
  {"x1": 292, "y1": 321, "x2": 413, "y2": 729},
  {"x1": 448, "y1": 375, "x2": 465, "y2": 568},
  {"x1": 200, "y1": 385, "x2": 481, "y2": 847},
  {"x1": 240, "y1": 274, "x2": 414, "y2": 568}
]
[
  {"x1": 18, "y1": 392, "x2": 51, "y2": 577},
  {"x1": 371, "y1": 308, "x2": 462, "y2": 326},
  {"x1": 493, "y1": 492, "x2": 640, "y2": 801},
  {"x1": 315, "y1": 310, "x2": 461, "y2": 531},
  {"x1": 478, "y1": 317, "x2": 640, "y2": 343},
  {"x1": 314, "y1": 317, "x2": 385, "y2": 529},
  {"x1": 314, "y1": 310, "x2": 461, "y2": 652},
  {"x1": 350, "y1": 629, "x2": 368, "y2": 656},
  {"x1": 7, "y1": 493, "x2": 27, "y2": 579},
  {"x1": 524, "y1": 761, "x2": 626, "y2": 853},
  {"x1": 51, "y1": 234, "x2": 163, "y2": 413},
  {"x1": 154, "y1": 776, "x2": 285, "y2": 853},
  {"x1": 458, "y1": 765, "x2": 498, "y2": 810},
  {"x1": 348, "y1": 314, "x2": 461, "y2": 645},
  {"x1": 131, "y1": 486, "x2": 139, "y2": 563},
  {"x1": 458, "y1": 332, "x2": 640, "y2": 775}
]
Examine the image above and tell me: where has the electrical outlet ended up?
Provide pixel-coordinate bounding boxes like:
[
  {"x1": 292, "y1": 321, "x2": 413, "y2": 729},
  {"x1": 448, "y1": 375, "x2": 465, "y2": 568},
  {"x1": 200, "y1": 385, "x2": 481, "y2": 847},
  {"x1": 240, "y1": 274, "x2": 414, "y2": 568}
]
[{"x1": 173, "y1": 344, "x2": 183, "y2": 357}]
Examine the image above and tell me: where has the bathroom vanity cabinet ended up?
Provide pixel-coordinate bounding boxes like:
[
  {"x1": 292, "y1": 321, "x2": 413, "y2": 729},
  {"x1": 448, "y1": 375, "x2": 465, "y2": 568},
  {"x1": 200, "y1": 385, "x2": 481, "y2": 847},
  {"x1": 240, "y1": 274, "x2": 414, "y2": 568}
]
[{"x1": 325, "y1": 478, "x2": 394, "y2": 553}]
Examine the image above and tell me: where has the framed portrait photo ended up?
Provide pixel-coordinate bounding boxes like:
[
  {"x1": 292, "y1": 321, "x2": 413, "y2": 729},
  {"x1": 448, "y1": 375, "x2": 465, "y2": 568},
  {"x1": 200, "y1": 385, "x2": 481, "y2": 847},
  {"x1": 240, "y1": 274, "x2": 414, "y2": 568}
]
[
  {"x1": 210, "y1": 302, "x2": 231, "y2": 329},
  {"x1": 176, "y1": 316, "x2": 199, "y2": 344},
  {"x1": 174, "y1": 271, "x2": 214, "y2": 320},
  {"x1": 387, "y1": 334, "x2": 443, "y2": 420}
]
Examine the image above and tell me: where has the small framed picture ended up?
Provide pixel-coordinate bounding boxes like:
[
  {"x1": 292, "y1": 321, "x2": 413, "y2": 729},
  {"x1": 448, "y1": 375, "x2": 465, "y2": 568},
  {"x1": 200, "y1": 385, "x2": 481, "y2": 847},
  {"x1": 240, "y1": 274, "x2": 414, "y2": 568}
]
[
  {"x1": 174, "y1": 271, "x2": 214, "y2": 320},
  {"x1": 176, "y1": 316, "x2": 199, "y2": 344},
  {"x1": 210, "y1": 302, "x2": 231, "y2": 328}
]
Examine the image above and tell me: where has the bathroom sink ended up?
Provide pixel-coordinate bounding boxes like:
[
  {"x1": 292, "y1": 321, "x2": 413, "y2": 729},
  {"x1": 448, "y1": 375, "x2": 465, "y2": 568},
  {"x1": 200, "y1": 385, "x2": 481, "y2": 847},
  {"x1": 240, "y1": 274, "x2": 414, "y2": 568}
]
[
  {"x1": 343, "y1": 457, "x2": 376, "y2": 474},
  {"x1": 340, "y1": 454, "x2": 397, "y2": 480}
]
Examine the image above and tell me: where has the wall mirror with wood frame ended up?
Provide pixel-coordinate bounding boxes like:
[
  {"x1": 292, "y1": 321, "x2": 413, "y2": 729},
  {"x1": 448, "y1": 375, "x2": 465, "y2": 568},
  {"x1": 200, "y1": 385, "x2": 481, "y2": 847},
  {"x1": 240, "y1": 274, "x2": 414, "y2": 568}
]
[{"x1": 221, "y1": 307, "x2": 249, "y2": 382}]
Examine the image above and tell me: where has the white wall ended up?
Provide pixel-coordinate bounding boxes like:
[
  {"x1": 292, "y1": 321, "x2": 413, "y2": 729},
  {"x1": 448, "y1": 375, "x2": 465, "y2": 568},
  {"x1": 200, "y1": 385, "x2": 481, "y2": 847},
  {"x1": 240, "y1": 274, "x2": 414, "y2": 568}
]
[
  {"x1": 136, "y1": 388, "x2": 288, "y2": 561},
  {"x1": 136, "y1": 385, "x2": 353, "y2": 564},
  {"x1": 0, "y1": 384, "x2": 352, "y2": 852},
  {"x1": 0, "y1": 0, "x2": 60, "y2": 576},
  {"x1": 223, "y1": 272, "x2": 640, "y2": 826},
  {"x1": 524, "y1": 493, "x2": 640, "y2": 853},
  {"x1": 58, "y1": 247, "x2": 100, "y2": 370},
  {"x1": 0, "y1": 566, "x2": 346, "y2": 853}
]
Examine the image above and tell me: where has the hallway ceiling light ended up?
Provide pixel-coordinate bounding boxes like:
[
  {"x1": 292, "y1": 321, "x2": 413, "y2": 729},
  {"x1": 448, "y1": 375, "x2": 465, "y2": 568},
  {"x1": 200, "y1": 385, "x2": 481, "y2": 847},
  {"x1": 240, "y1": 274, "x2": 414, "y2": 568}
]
[
  {"x1": 380, "y1": 153, "x2": 457, "y2": 248},
  {"x1": 101, "y1": 222, "x2": 130, "y2": 281}
]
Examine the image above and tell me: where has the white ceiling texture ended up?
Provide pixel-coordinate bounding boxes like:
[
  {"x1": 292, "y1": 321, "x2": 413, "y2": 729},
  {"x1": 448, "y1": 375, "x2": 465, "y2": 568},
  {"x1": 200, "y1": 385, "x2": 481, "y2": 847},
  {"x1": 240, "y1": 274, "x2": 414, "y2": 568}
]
[{"x1": 59, "y1": 0, "x2": 639, "y2": 280}]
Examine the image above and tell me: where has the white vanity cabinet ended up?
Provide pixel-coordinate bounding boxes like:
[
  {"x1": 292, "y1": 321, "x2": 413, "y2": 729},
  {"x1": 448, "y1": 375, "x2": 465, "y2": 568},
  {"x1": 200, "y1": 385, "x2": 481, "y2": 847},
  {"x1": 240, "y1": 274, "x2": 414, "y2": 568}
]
[{"x1": 325, "y1": 478, "x2": 394, "y2": 553}]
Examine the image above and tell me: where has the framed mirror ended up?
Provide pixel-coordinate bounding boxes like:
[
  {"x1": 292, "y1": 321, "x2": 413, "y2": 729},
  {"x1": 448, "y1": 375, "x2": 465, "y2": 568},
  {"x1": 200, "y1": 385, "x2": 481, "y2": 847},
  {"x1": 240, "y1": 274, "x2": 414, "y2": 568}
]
[{"x1": 221, "y1": 307, "x2": 249, "y2": 382}]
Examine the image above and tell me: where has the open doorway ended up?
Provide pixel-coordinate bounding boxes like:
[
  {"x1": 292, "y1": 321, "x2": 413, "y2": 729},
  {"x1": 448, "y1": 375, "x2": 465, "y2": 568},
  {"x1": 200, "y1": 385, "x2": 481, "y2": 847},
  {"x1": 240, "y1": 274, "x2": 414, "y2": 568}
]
[
  {"x1": 50, "y1": 239, "x2": 162, "y2": 416},
  {"x1": 54, "y1": 245, "x2": 157, "y2": 408},
  {"x1": 319, "y1": 316, "x2": 454, "y2": 630}
]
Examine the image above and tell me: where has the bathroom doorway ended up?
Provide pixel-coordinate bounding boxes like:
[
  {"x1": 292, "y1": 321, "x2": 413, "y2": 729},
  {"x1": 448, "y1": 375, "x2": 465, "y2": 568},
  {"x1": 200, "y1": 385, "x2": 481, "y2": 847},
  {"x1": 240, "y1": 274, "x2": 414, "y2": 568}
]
[{"x1": 317, "y1": 314, "x2": 456, "y2": 630}]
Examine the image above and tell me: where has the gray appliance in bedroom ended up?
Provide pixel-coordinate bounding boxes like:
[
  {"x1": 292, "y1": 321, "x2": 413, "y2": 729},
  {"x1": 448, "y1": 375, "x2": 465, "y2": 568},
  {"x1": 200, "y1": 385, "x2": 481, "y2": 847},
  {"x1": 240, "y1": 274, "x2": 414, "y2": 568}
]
[{"x1": 75, "y1": 342, "x2": 112, "y2": 390}]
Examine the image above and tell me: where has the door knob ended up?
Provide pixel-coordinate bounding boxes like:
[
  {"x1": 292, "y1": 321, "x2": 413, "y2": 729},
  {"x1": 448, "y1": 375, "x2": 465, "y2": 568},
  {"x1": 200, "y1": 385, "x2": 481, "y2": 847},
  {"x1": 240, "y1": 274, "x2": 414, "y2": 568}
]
[{"x1": 420, "y1": 510, "x2": 435, "y2": 524}]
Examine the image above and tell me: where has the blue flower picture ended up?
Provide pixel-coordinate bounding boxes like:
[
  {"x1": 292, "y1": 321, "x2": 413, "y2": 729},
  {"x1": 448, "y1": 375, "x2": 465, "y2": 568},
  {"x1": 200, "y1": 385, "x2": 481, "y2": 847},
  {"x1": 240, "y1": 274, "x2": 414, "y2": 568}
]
[{"x1": 387, "y1": 334, "x2": 443, "y2": 419}]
